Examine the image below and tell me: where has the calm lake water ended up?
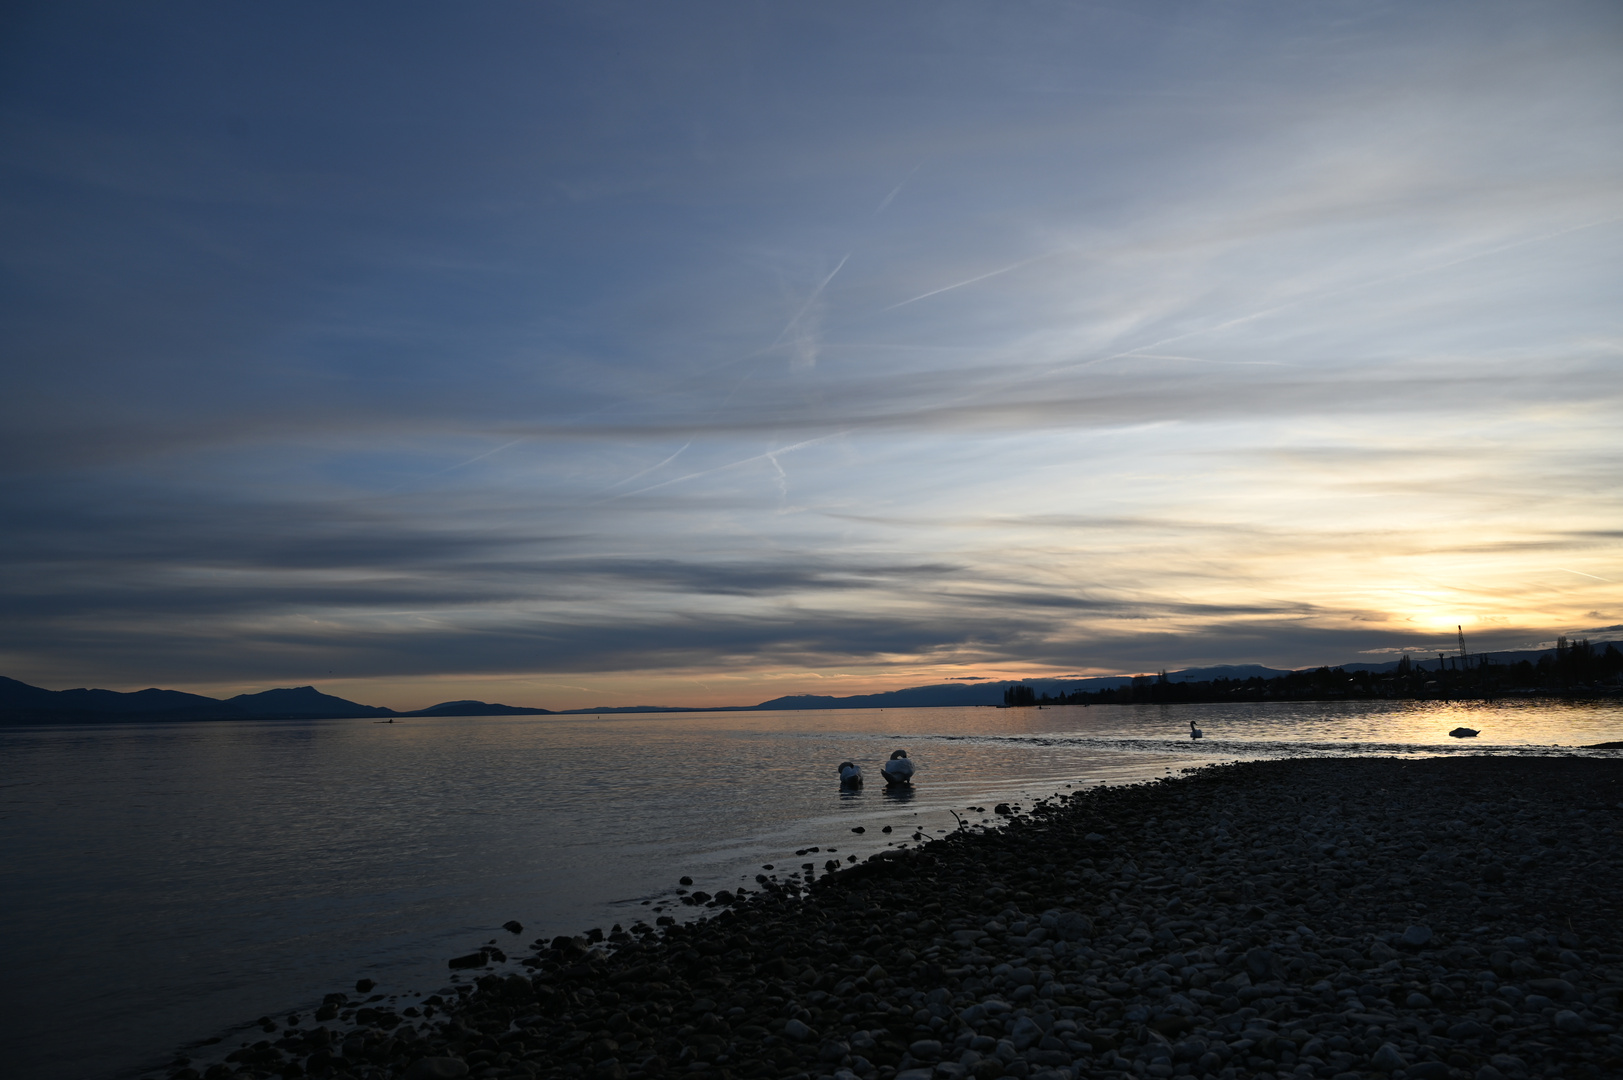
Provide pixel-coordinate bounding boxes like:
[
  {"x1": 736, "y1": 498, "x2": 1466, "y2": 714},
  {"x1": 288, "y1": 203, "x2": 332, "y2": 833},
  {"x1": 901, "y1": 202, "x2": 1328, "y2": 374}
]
[{"x1": 3, "y1": 698, "x2": 1620, "y2": 1080}]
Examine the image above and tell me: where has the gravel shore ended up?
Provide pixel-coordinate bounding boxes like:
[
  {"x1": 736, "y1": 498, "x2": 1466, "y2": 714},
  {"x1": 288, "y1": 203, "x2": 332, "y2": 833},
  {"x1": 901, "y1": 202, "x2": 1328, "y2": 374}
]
[{"x1": 176, "y1": 756, "x2": 1622, "y2": 1080}]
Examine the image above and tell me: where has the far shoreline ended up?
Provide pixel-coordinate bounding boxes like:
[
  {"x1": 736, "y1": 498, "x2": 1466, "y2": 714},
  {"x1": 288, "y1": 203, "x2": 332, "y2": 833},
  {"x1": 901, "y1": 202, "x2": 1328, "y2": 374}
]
[{"x1": 6, "y1": 692, "x2": 1623, "y2": 727}]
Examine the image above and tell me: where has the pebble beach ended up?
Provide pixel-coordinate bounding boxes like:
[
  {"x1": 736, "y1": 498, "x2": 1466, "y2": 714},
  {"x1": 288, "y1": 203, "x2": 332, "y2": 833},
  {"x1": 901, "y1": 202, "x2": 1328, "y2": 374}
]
[{"x1": 168, "y1": 756, "x2": 1623, "y2": 1080}]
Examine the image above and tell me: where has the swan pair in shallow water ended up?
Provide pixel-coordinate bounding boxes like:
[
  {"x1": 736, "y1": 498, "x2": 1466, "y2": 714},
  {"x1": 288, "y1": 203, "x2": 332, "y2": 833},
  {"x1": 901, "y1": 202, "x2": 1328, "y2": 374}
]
[{"x1": 838, "y1": 749, "x2": 915, "y2": 788}]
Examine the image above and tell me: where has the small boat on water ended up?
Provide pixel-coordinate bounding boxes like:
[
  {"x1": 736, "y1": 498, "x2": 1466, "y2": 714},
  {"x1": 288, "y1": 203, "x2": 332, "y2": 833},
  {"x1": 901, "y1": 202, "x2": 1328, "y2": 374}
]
[
  {"x1": 1449, "y1": 727, "x2": 1479, "y2": 738},
  {"x1": 881, "y1": 749, "x2": 915, "y2": 787},
  {"x1": 838, "y1": 761, "x2": 864, "y2": 788}
]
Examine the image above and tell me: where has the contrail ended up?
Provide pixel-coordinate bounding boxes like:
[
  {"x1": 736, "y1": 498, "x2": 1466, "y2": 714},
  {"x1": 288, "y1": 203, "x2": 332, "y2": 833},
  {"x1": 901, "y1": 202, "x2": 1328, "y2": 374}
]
[
  {"x1": 1558, "y1": 568, "x2": 1614, "y2": 582},
  {"x1": 884, "y1": 252, "x2": 1060, "y2": 311},
  {"x1": 769, "y1": 254, "x2": 851, "y2": 352},
  {"x1": 874, "y1": 162, "x2": 922, "y2": 216},
  {"x1": 610, "y1": 433, "x2": 845, "y2": 501},
  {"x1": 599, "y1": 440, "x2": 692, "y2": 493},
  {"x1": 387, "y1": 437, "x2": 528, "y2": 490},
  {"x1": 1118, "y1": 352, "x2": 1298, "y2": 367},
  {"x1": 442, "y1": 438, "x2": 527, "y2": 470},
  {"x1": 766, "y1": 450, "x2": 790, "y2": 501}
]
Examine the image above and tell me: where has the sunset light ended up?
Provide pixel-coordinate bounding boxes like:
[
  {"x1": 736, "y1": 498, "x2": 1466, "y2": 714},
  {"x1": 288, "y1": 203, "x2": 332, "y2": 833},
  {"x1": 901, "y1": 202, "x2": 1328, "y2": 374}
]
[{"x1": 4, "y1": 9, "x2": 1622, "y2": 1080}]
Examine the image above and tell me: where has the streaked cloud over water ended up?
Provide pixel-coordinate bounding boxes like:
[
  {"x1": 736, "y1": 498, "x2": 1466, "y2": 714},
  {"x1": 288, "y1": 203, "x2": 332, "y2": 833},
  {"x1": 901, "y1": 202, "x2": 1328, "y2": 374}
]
[{"x1": 2, "y1": 2, "x2": 1620, "y2": 707}]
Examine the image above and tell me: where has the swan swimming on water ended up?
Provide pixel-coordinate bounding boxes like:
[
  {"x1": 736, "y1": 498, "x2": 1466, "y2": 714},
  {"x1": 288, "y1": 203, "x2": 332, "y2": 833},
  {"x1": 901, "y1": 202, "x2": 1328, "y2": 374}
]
[
  {"x1": 1189, "y1": 719, "x2": 1204, "y2": 740},
  {"x1": 838, "y1": 761, "x2": 864, "y2": 788},
  {"x1": 881, "y1": 749, "x2": 915, "y2": 787}
]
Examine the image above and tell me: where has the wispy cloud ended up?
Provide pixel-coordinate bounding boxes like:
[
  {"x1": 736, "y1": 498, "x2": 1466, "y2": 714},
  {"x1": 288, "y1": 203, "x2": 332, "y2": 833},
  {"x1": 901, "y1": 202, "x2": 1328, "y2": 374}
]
[{"x1": 3, "y1": 3, "x2": 1620, "y2": 707}]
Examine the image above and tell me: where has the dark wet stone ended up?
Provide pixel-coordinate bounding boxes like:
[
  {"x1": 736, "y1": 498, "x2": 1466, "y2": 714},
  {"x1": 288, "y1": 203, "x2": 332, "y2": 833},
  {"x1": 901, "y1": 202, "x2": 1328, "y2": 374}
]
[
  {"x1": 502, "y1": 920, "x2": 524, "y2": 934},
  {"x1": 402, "y1": 1057, "x2": 470, "y2": 1080},
  {"x1": 1372, "y1": 1043, "x2": 1406, "y2": 1071},
  {"x1": 1244, "y1": 947, "x2": 1280, "y2": 981},
  {"x1": 1527, "y1": 978, "x2": 1574, "y2": 999},
  {"x1": 1553, "y1": 1009, "x2": 1587, "y2": 1033},
  {"x1": 354, "y1": 979, "x2": 375, "y2": 994},
  {"x1": 1399, "y1": 924, "x2": 1433, "y2": 949}
]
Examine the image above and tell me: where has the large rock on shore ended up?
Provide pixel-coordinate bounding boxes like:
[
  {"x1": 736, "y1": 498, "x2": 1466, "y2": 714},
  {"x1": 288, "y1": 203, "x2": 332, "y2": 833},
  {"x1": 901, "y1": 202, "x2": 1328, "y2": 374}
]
[{"x1": 168, "y1": 758, "x2": 1623, "y2": 1080}]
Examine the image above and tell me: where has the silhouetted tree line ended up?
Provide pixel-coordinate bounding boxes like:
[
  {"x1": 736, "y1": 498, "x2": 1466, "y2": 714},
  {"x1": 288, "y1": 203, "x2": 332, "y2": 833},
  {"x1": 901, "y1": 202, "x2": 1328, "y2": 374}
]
[
  {"x1": 999, "y1": 639, "x2": 1623, "y2": 706},
  {"x1": 1002, "y1": 684, "x2": 1037, "y2": 706}
]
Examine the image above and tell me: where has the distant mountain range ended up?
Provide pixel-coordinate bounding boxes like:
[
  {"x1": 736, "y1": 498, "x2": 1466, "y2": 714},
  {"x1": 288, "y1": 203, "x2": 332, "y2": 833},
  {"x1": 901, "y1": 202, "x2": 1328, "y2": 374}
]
[
  {"x1": 0, "y1": 678, "x2": 551, "y2": 724},
  {"x1": 2, "y1": 642, "x2": 1613, "y2": 723}
]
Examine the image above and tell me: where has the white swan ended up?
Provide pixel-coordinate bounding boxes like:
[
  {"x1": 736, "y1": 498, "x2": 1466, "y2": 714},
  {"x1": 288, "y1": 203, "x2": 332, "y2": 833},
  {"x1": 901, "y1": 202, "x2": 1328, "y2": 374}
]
[
  {"x1": 1189, "y1": 719, "x2": 1204, "y2": 740},
  {"x1": 881, "y1": 749, "x2": 915, "y2": 787},
  {"x1": 838, "y1": 761, "x2": 864, "y2": 788}
]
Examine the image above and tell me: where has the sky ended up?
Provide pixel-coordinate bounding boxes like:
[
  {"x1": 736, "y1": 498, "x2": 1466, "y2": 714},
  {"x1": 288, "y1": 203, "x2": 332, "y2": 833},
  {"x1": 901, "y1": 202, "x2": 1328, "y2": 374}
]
[{"x1": 2, "y1": 2, "x2": 1621, "y2": 710}]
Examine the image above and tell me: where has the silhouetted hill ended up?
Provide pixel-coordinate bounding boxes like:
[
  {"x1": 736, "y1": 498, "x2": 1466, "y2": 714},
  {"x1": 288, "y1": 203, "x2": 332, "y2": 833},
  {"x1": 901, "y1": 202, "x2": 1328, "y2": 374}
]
[
  {"x1": 1165, "y1": 664, "x2": 1294, "y2": 682},
  {"x1": 753, "y1": 682, "x2": 1009, "y2": 710},
  {"x1": 224, "y1": 686, "x2": 394, "y2": 719},
  {"x1": 0, "y1": 676, "x2": 558, "y2": 724},
  {"x1": 0, "y1": 675, "x2": 84, "y2": 714},
  {"x1": 405, "y1": 700, "x2": 553, "y2": 717},
  {"x1": 553, "y1": 706, "x2": 711, "y2": 714},
  {"x1": 0, "y1": 675, "x2": 240, "y2": 722},
  {"x1": 0, "y1": 678, "x2": 399, "y2": 723}
]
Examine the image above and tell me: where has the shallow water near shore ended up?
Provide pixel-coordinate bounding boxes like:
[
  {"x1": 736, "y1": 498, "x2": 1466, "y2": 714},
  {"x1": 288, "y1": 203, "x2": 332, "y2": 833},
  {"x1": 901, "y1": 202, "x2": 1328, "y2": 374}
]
[{"x1": 3, "y1": 698, "x2": 1620, "y2": 1080}]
